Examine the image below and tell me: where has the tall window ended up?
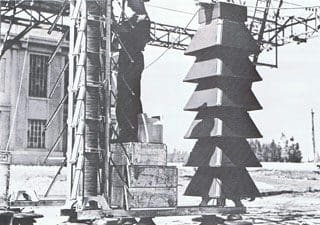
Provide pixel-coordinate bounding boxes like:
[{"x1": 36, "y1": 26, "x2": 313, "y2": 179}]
[
  {"x1": 29, "y1": 54, "x2": 48, "y2": 97},
  {"x1": 27, "y1": 119, "x2": 46, "y2": 148}
]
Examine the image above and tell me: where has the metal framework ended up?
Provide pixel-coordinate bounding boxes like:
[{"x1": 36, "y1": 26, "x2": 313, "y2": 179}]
[
  {"x1": 1, "y1": 1, "x2": 319, "y2": 66},
  {"x1": 249, "y1": 0, "x2": 320, "y2": 67}
]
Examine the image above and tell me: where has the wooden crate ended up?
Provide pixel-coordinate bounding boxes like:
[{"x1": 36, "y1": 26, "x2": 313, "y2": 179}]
[
  {"x1": 110, "y1": 165, "x2": 178, "y2": 209},
  {"x1": 111, "y1": 187, "x2": 177, "y2": 209},
  {"x1": 110, "y1": 143, "x2": 167, "y2": 165},
  {"x1": 111, "y1": 166, "x2": 178, "y2": 187},
  {"x1": 128, "y1": 187, "x2": 177, "y2": 208}
]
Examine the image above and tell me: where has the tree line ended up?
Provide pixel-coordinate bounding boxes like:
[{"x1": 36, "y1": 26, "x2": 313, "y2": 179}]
[
  {"x1": 168, "y1": 135, "x2": 303, "y2": 163},
  {"x1": 249, "y1": 136, "x2": 303, "y2": 163}
]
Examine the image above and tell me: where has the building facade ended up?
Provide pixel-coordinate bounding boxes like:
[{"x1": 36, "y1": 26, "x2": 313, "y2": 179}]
[{"x1": 0, "y1": 33, "x2": 68, "y2": 165}]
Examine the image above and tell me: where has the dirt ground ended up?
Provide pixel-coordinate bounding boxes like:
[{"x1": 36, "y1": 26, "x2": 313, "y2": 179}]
[{"x1": 7, "y1": 163, "x2": 320, "y2": 225}]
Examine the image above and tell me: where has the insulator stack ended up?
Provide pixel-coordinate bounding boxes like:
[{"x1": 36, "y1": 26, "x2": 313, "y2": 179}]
[
  {"x1": 84, "y1": 0, "x2": 101, "y2": 197},
  {"x1": 184, "y1": 2, "x2": 262, "y2": 203}
]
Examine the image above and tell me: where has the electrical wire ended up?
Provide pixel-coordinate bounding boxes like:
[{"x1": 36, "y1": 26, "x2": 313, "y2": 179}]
[
  {"x1": 274, "y1": 0, "x2": 303, "y2": 7},
  {"x1": 146, "y1": 4, "x2": 194, "y2": 15},
  {"x1": 144, "y1": 9, "x2": 199, "y2": 70},
  {"x1": 147, "y1": 2, "x2": 320, "y2": 11},
  {"x1": 247, "y1": 4, "x2": 320, "y2": 10}
]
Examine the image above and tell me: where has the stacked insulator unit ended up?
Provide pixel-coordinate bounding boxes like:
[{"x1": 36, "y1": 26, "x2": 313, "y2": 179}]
[
  {"x1": 184, "y1": 2, "x2": 262, "y2": 204},
  {"x1": 84, "y1": 0, "x2": 102, "y2": 197}
]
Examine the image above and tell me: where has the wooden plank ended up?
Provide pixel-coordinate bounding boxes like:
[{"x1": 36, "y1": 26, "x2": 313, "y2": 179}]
[
  {"x1": 111, "y1": 143, "x2": 167, "y2": 165},
  {"x1": 111, "y1": 166, "x2": 178, "y2": 187},
  {"x1": 76, "y1": 206, "x2": 246, "y2": 220},
  {"x1": 127, "y1": 188, "x2": 177, "y2": 209},
  {"x1": 10, "y1": 199, "x2": 66, "y2": 207},
  {"x1": 110, "y1": 186, "x2": 178, "y2": 209},
  {"x1": 13, "y1": 213, "x2": 43, "y2": 219}
]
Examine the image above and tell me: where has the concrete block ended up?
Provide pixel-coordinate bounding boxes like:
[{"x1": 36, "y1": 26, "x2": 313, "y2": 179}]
[{"x1": 137, "y1": 218, "x2": 156, "y2": 225}]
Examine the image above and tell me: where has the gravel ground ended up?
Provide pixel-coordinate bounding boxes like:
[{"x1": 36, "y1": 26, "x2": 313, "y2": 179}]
[{"x1": 7, "y1": 163, "x2": 320, "y2": 225}]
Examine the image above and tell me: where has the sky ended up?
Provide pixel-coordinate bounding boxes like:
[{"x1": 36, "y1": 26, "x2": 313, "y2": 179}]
[{"x1": 140, "y1": 0, "x2": 320, "y2": 161}]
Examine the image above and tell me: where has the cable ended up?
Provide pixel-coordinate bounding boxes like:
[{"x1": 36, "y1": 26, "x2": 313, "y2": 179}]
[
  {"x1": 282, "y1": 2, "x2": 301, "y2": 7},
  {"x1": 146, "y1": 4, "x2": 194, "y2": 15},
  {"x1": 148, "y1": 2, "x2": 320, "y2": 11},
  {"x1": 275, "y1": 0, "x2": 303, "y2": 7},
  {"x1": 144, "y1": 45, "x2": 171, "y2": 70},
  {"x1": 247, "y1": 4, "x2": 320, "y2": 10},
  {"x1": 144, "y1": 9, "x2": 199, "y2": 70},
  {"x1": 145, "y1": 2, "x2": 320, "y2": 16}
]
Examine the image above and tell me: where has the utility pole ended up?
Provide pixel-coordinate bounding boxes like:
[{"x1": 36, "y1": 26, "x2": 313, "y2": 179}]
[{"x1": 311, "y1": 109, "x2": 317, "y2": 163}]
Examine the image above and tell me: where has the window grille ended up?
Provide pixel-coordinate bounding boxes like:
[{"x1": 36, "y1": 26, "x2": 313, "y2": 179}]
[
  {"x1": 29, "y1": 54, "x2": 49, "y2": 97},
  {"x1": 27, "y1": 119, "x2": 46, "y2": 148}
]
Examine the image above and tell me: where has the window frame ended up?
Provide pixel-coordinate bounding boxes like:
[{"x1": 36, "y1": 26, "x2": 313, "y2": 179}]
[
  {"x1": 27, "y1": 119, "x2": 47, "y2": 149},
  {"x1": 28, "y1": 53, "x2": 50, "y2": 99}
]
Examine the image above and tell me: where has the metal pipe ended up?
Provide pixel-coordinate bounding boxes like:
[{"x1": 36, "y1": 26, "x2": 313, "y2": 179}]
[
  {"x1": 103, "y1": 0, "x2": 112, "y2": 203},
  {"x1": 66, "y1": 0, "x2": 75, "y2": 200},
  {"x1": 49, "y1": 62, "x2": 69, "y2": 99},
  {"x1": 47, "y1": 30, "x2": 69, "y2": 65}
]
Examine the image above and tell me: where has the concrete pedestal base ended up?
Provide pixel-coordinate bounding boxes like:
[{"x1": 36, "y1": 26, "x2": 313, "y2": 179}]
[{"x1": 137, "y1": 218, "x2": 156, "y2": 225}]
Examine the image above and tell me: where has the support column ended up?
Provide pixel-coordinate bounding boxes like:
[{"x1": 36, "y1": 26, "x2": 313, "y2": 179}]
[
  {"x1": 137, "y1": 218, "x2": 156, "y2": 225},
  {"x1": 0, "y1": 152, "x2": 10, "y2": 208},
  {"x1": 66, "y1": 0, "x2": 75, "y2": 203},
  {"x1": 103, "y1": 0, "x2": 112, "y2": 205},
  {"x1": 184, "y1": 2, "x2": 262, "y2": 206},
  {"x1": 0, "y1": 22, "x2": 11, "y2": 208}
]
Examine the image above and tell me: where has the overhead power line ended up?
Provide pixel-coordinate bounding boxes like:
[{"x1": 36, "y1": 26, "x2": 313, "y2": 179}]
[
  {"x1": 146, "y1": 4, "x2": 194, "y2": 15},
  {"x1": 278, "y1": 0, "x2": 302, "y2": 7},
  {"x1": 145, "y1": 9, "x2": 199, "y2": 70},
  {"x1": 148, "y1": 2, "x2": 320, "y2": 12},
  {"x1": 246, "y1": 4, "x2": 320, "y2": 10}
]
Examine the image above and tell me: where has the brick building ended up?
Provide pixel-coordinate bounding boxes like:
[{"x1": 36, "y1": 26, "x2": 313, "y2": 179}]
[{"x1": 0, "y1": 29, "x2": 68, "y2": 165}]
